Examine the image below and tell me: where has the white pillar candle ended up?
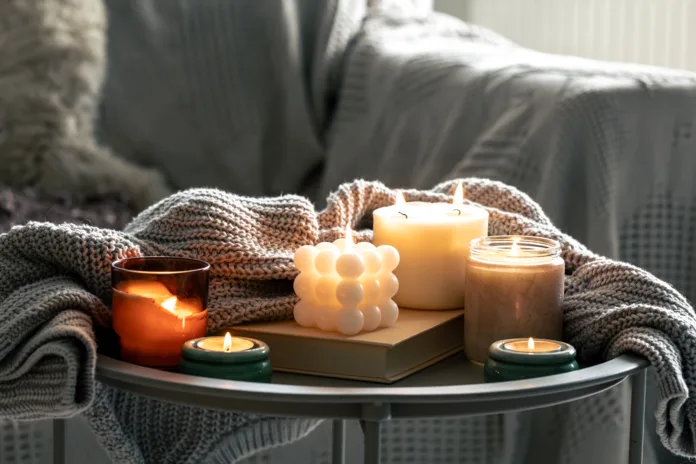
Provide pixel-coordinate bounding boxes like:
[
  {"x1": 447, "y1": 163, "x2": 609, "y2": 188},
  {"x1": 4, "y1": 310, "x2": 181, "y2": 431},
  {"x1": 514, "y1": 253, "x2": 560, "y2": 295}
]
[
  {"x1": 293, "y1": 228, "x2": 400, "y2": 335},
  {"x1": 372, "y1": 184, "x2": 488, "y2": 310}
]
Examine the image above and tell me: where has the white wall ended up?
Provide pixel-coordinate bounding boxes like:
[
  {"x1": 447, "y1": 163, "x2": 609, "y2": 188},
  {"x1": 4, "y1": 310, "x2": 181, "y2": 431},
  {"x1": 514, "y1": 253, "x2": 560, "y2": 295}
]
[
  {"x1": 434, "y1": 0, "x2": 696, "y2": 72},
  {"x1": 434, "y1": 0, "x2": 469, "y2": 20}
]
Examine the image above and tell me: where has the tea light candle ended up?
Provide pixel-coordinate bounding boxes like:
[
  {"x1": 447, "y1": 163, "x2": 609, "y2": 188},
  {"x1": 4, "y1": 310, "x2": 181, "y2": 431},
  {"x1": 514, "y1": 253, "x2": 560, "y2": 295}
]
[
  {"x1": 293, "y1": 227, "x2": 400, "y2": 335},
  {"x1": 484, "y1": 337, "x2": 579, "y2": 382},
  {"x1": 373, "y1": 184, "x2": 488, "y2": 310},
  {"x1": 504, "y1": 338, "x2": 561, "y2": 353},
  {"x1": 111, "y1": 257, "x2": 209, "y2": 368},
  {"x1": 180, "y1": 333, "x2": 272, "y2": 382},
  {"x1": 464, "y1": 236, "x2": 565, "y2": 364}
]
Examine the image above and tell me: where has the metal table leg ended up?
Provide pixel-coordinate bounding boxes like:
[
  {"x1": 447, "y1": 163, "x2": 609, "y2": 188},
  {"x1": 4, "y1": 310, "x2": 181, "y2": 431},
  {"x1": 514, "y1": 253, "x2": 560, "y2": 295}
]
[
  {"x1": 362, "y1": 420, "x2": 381, "y2": 464},
  {"x1": 53, "y1": 419, "x2": 66, "y2": 464},
  {"x1": 361, "y1": 403, "x2": 391, "y2": 464},
  {"x1": 629, "y1": 369, "x2": 647, "y2": 464},
  {"x1": 332, "y1": 420, "x2": 346, "y2": 464}
]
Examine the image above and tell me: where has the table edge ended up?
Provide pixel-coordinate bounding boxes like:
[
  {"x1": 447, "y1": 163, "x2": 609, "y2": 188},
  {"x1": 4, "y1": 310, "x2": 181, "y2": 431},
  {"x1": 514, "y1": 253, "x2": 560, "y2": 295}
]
[{"x1": 96, "y1": 353, "x2": 649, "y2": 405}]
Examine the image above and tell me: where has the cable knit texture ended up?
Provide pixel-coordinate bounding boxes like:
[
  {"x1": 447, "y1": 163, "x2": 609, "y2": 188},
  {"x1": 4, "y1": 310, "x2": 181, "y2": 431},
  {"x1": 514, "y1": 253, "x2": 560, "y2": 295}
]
[{"x1": 0, "y1": 178, "x2": 694, "y2": 461}]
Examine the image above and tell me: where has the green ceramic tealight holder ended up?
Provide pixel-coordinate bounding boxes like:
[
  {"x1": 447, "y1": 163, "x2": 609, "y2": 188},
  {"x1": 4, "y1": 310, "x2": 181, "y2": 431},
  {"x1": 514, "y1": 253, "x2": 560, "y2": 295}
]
[
  {"x1": 180, "y1": 333, "x2": 272, "y2": 382},
  {"x1": 484, "y1": 338, "x2": 579, "y2": 383}
]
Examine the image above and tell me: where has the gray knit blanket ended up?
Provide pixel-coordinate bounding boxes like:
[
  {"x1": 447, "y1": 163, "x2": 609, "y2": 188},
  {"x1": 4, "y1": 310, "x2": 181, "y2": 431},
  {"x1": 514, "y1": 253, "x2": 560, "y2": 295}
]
[
  {"x1": 0, "y1": 178, "x2": 693, "y2": 462},
  {"x1": 0, "y1": 186, "x2": 134, "y2": 232}
]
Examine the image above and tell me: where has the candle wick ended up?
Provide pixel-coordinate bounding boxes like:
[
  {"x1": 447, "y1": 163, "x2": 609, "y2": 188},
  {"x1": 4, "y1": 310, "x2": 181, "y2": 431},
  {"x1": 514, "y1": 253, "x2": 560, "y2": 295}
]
[
  {"x1": 398, "y1": 211, "x2": 408, "y2": 219},
  {"x1": 453, "y1": 208, "x2": 462, "y2": 216}
]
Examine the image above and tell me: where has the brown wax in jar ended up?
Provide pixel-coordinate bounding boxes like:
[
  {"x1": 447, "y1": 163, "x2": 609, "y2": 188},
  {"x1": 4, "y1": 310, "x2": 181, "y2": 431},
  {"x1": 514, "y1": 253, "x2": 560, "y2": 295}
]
[{"x1": 464, "y1": 255, "x2": 564, "y2": 364}]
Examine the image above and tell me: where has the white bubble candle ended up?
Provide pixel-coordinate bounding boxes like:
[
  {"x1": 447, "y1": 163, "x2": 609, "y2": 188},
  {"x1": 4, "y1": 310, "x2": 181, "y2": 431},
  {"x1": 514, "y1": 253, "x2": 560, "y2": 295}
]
[{"x1": 293, "y1": 228, "x2": 400, "y2": 335}]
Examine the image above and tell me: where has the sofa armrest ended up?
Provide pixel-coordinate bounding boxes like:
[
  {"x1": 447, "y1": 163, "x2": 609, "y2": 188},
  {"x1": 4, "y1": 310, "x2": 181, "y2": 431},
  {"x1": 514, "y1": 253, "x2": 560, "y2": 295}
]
[{"x1": 323, "y1": 11, "x2": 696, "y2": 303}]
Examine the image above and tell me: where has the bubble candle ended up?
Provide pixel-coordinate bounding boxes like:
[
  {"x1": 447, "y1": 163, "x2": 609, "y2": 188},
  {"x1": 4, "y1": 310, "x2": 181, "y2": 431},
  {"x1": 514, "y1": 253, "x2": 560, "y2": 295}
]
[{"x1": 293, "y1": 228, "x2": 400, "y2": 335}]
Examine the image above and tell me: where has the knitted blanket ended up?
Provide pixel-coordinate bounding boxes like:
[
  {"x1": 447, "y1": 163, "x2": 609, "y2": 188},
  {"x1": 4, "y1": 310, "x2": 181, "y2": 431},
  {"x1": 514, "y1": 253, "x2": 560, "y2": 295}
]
[
  {"x1": 0, "y1": 186, "x2": 134, "y2": 232},
  {"x1": 0, "y1": 178, "x2": 693, "y2": 462}
]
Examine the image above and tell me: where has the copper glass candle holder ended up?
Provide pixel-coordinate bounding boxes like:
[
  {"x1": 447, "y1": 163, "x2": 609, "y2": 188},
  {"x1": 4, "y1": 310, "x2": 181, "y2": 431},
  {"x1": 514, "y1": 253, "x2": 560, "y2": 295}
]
[{"x1": 111, "y1": 257, "x2": 210, "y2": 368}]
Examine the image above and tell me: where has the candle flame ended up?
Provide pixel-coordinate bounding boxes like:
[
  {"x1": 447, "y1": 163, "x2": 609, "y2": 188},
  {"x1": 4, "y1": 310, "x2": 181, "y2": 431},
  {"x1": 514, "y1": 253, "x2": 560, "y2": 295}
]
[
  {"x1": 528, "y1": 337, "x2": 535, "y2": 350},
  {"x1": 345, "y1": 226, "x2": 354, "y2": 250},
  {"x1": 453, "y1": 182, "x2": 464, "y2": 205},
  {"x1": 161, "y1": 296, "x2": 178, "y2": 313},
  {"x1": 510, "y1": 238, "x2": 520, "y2": 257},
  {"x1": 161, "y1": 296, "x2": 188, "y2": 327},
  {"x1": 395, "y1": 192, "x2": 406, "y2": 207},
  {"x1": 223, "y1": 332, "x2": 233, "y2": 352}
]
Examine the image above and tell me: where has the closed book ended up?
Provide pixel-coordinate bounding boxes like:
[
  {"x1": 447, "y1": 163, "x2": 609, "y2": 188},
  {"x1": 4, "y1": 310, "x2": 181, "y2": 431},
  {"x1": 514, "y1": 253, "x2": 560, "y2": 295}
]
[{"x1": 221, "y1": 309, "x2": 464, "y2": 383}]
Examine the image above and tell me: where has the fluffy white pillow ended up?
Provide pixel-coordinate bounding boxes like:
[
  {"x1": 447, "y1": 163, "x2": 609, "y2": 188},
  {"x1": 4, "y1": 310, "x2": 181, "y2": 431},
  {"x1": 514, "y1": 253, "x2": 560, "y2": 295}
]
[{"x1": 0, "y1": 0, "x2": 171, "y2": 210}]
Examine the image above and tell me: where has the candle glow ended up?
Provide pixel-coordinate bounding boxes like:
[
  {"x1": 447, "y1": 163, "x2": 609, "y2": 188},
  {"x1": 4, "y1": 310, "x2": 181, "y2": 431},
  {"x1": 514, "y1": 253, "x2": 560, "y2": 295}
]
[
  {"x1": 159, "y1": 295, "x2": 199, "y2": 328},
  {"x1": 453, "y1": 182, "x2": 464, "y2": 205},
  {"x1": 345, "y1": 226, "x2": 354, "y2": 250},
  {"x1": 196, "y1": 334, "x2": 254, "y2": 352},
  {"x1": 161, "y1": 296, "x2": 178, "y2": 313},
  {"x1": 484, "y1": 338, "x2": 579, "y2": 382},
  {"x1": 395, "y1": 192, "x2": 406, "y2": 207},
  {"x1": 180, "y1": 335, "x2": 271, "y2": 382},
  {"x1": 464, "y1": 236, "x2": 564, "y2": 363},
  {"x1": 111, "y1": 257, "x2": 209, "y2": 368},
  {"x1": 510, "y1": 238, "x2": 521, "y2": 257},
  {"x1": 503, "y1": 338, "x2": 562, "y2": 353},
  {"x1": 373, "y1": 186, "x2": 489, "y2": 310},
  {"x1": 292, "y1": 234, "x2": 400, "y2": 334}
]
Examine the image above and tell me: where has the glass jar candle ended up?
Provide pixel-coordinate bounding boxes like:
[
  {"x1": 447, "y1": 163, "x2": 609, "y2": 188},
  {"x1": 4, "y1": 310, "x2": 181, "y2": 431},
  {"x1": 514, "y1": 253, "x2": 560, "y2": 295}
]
[
  {"x1": 112, "y1": 257, "x2": 210, "y2": 367},
  {"x1": 464, "y1": 236, "x2": 564, "y2": 364}
]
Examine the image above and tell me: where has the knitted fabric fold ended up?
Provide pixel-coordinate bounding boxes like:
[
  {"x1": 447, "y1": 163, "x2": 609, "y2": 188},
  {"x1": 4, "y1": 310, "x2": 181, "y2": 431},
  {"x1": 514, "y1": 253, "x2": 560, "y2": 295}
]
[{"x1": 0, "y1": 179, "x2": 694, "y2": 461}]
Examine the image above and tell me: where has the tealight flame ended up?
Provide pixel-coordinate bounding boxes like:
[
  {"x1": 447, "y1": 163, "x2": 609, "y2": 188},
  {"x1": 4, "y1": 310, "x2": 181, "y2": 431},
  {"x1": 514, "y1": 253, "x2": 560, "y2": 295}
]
[
  {"x1": 161, "y1": 296, "x2": 178, "y2": 313},
  {"x1": 223, "y1": 332, "x2": 233, "y2": 352},
  {"x1": 345, "y1": 226, "x2": 354, "y2": 250},
  {"x1": 395, "y1": 191, "x2": 406, "y2": 207},
  {"x1": 510, "y1": 237, "x2": 521, "y2": 257},
  {"x1": 528, "y1": 337, "x2": 535, "y2": 350},
  {"x1": 453, "y1": 182, "x2": 464, "y2": 205}
]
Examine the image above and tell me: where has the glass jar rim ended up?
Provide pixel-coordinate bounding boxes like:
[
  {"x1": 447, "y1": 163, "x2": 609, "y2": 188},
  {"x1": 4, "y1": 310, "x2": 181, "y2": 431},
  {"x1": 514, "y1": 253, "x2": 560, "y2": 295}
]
[
  {"x1": 112, "y1": 256, "x2": 210, "y2": 275},
  {"x1": 469, "y1": 235, "x2": 561, "y2": 260}
]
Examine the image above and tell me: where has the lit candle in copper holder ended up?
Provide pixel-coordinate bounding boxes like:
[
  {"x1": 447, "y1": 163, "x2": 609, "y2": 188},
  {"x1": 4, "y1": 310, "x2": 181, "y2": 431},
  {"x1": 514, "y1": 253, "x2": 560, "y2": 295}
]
[{"x1": 111, "y1": 257, "x2": 210, "y2": 368}]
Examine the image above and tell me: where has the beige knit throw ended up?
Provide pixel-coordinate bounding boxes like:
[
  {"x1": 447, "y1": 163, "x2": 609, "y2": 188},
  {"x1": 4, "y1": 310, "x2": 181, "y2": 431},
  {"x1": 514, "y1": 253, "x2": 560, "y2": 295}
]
[{"x1": 0, "y1": 178, "x2": 693, "y2": 462}]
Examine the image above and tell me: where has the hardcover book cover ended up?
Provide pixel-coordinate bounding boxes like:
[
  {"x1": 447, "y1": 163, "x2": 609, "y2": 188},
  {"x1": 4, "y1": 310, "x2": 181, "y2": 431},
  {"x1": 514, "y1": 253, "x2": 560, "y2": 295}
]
[{"x1": 222, "y1": 309, "x2": 465, "y2": 383}]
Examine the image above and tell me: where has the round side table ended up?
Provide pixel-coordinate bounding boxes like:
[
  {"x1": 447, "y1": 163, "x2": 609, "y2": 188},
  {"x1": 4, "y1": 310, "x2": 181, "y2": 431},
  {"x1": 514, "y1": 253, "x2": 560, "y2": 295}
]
[{"x1": 53, "y1": 352, "x2": 649, "y2": 464}]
